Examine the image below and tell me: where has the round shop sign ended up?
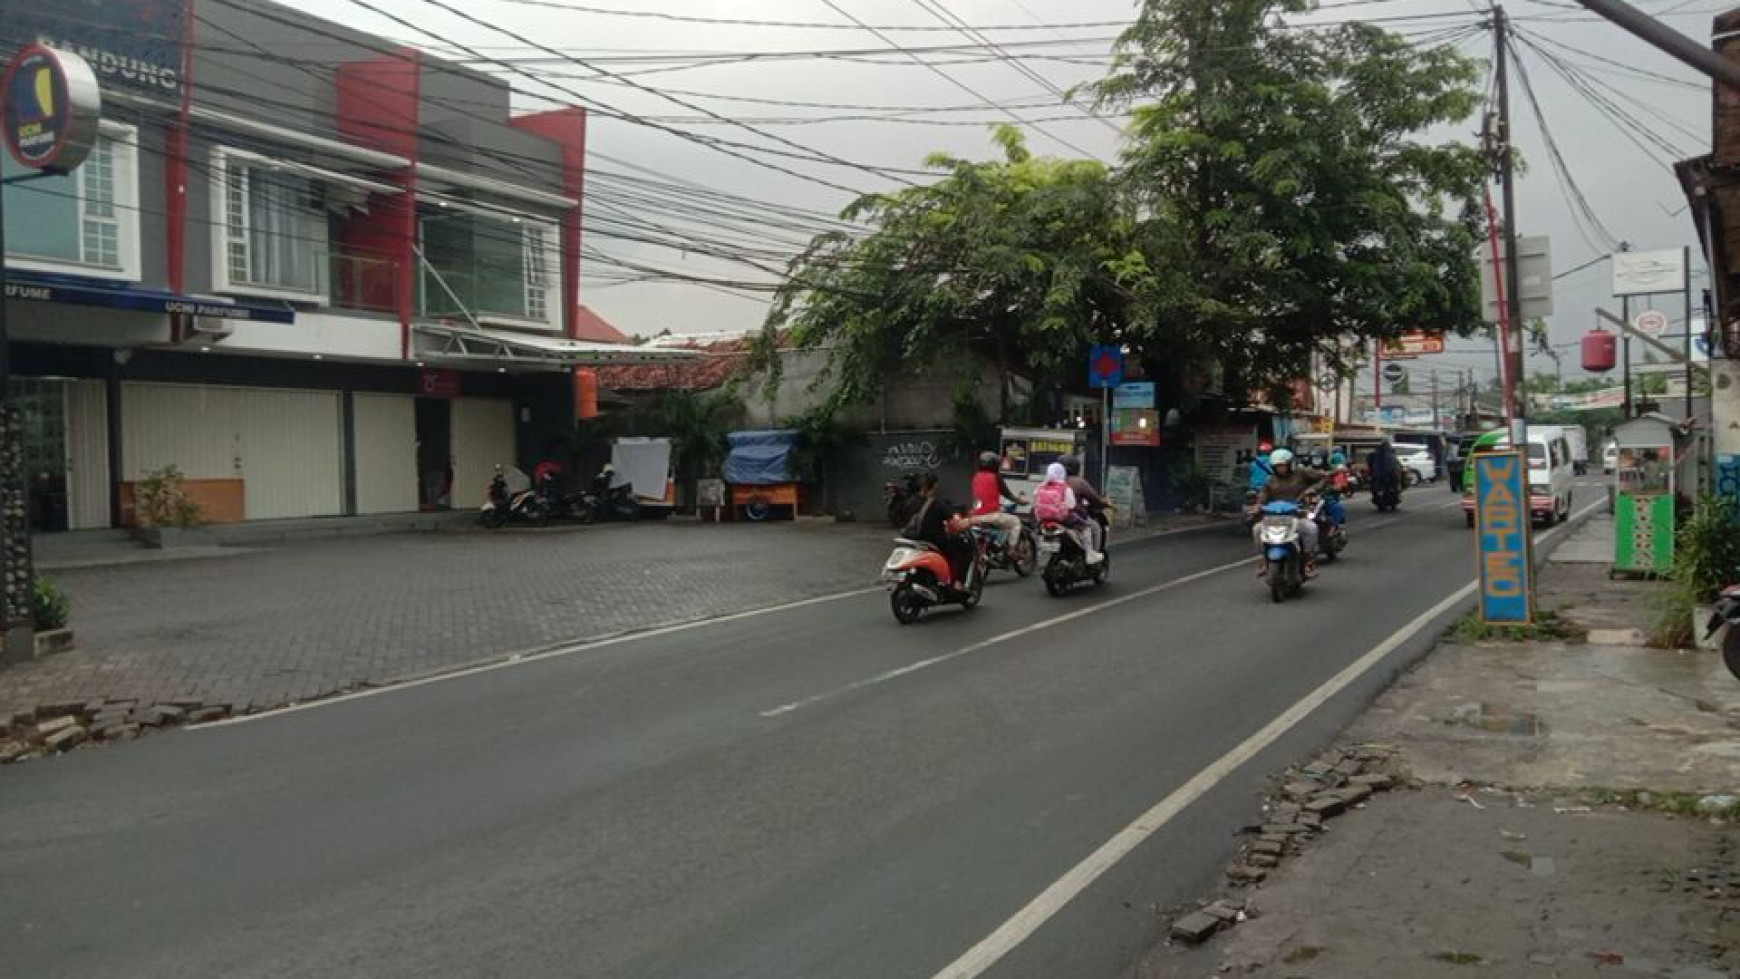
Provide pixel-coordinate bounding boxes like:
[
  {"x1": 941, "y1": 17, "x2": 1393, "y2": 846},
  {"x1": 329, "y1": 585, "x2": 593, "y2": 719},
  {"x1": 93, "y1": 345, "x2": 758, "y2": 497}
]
[
  {"x1": 1633, "y1": 309, "x2": 1669, "y2": 338},
  {"x1": 3, "y1": 45, "x2": 102, "y2": 174},
  {"x1": 1381, "y1": 362, "x2": 1407, "y2": 384}
]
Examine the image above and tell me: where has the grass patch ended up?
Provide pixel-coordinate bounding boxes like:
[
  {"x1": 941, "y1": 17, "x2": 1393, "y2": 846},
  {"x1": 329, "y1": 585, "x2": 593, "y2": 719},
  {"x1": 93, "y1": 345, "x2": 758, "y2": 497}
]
[
  {"x1": 1283, "y1": 946, "x2": 1325, "y2": 964},
  {"x1": 1447, "y1": 609, "x2": 1584, "y2": 644},
  {"x1": 1430, "y1": 951, "x2": 1484, "y2": 965},
  {"x1": 1585, "y1": 788, "x2": 1740, "y2": 821}
]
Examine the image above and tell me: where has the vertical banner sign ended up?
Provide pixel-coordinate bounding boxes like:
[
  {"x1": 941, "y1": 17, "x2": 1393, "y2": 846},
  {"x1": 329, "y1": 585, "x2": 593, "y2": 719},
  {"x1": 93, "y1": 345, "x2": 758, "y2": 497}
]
[{"x1": 1474, "y1": 452, "x2": 1532, "y2": 624}]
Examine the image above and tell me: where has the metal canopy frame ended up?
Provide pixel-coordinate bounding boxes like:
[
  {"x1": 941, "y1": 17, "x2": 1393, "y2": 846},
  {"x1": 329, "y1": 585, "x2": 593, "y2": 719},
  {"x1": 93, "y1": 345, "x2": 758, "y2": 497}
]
[{"x1": 412, "y1": 322, "x2": 703, "y2": 370}]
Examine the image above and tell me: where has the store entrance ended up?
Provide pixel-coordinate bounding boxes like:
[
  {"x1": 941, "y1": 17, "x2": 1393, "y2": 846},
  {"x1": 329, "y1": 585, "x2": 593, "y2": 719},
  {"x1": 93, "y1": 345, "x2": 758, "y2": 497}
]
[{"x1": 415, "y1": 397, "x2": 453, "y2": 509}]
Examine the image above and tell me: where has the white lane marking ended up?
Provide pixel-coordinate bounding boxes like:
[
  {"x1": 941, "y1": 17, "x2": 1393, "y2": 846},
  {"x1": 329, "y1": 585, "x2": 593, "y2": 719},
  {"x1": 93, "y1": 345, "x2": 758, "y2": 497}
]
[
  {"x1": 924, "y1": 501, "x2": 1602, "y2": 979},
  {"x1": 197, "y1": 586, "x2": 882, "y2": 728},
  {"x1": 760, "y1": 557, "x2": 1252, "y2": 718}
]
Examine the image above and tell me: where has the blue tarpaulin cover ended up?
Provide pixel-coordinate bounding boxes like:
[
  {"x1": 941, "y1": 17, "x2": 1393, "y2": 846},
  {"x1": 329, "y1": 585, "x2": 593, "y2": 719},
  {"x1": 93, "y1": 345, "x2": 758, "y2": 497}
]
[{"x1": 724, "y1": 430, "x2": 800, "y2": 485}]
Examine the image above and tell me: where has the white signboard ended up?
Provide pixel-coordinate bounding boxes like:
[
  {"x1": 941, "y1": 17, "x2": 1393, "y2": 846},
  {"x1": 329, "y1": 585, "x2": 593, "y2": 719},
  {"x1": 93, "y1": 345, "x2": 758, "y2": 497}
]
[
  {"x1": 1612, "y1": 248, "x2": 1686, "y2": 297},
  {"x1": 1477, "y1": 235, "x2": 1554, "y2": 322},
  {"x1": 1195, "y1": 427, "x2": 1256, "y2": 490}
]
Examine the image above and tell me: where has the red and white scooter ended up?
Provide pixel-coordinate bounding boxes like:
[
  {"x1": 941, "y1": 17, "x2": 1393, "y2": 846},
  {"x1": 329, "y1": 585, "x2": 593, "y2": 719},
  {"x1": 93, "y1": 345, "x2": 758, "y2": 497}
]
[{"x1": 882, "y1": 514, "x2": 987, "y2": 624}]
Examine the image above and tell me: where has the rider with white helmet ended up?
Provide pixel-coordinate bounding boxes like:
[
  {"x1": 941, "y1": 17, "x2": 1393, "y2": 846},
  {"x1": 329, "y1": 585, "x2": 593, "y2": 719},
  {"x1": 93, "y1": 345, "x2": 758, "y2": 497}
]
[{"x1": 1253, "y1": 448, "x2": 1328, "y2": 575}]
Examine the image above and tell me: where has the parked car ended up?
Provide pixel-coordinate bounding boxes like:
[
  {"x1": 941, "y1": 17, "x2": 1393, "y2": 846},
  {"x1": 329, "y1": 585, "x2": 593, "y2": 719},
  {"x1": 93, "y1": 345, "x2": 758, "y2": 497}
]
[
  {"x1": 1602, "y1": 440, "x2": 1619, "y2": 475},
  {"x1": 1396, "y1": 445, "x2": 1438, "y2": 485}
]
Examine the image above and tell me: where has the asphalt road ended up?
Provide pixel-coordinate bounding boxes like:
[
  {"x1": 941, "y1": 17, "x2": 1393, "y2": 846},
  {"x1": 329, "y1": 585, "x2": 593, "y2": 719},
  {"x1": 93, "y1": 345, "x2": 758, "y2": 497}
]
[{"x1": 0, "y1": 482, "x2": 1596, "y2": 979}]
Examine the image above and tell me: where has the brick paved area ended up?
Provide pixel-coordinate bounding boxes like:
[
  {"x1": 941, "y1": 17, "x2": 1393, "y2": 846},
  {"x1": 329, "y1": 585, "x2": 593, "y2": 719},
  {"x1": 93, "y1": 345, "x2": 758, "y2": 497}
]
[{"x1": 1, "y1": 520, "x2": 896, "y2": 718}]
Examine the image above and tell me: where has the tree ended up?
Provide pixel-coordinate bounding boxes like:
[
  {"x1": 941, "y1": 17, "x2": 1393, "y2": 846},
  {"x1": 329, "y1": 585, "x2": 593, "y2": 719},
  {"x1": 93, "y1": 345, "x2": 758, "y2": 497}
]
[
  {"x1": 650, "y1": 390, "x2": 745, "y2": 504},
  {"x1": 1094, "y1": 0, "x2": 1489, "y2": 391},
  {"x1": 761, "y1": 126, "x2": 1150, "y2": 419}
]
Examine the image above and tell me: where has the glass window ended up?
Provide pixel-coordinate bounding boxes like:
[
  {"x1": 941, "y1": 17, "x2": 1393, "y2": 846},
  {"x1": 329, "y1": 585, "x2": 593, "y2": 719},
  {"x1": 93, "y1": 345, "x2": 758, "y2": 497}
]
[
  {"x1": 216, "y1": 152, "x2": 328, "y2": 298},
  {"x1": 2, "y1": 131, "x2": 138, "y2": 279},
  {"x1": 419, "y1": 209, "x2": 558, "y2": 328}
]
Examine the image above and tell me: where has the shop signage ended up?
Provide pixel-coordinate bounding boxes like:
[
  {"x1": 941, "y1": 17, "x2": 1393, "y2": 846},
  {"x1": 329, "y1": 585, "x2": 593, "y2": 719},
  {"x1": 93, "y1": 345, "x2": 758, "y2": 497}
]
[
  {"x1": 1195, "y1": 426, "x2": 1255, "y2": 490},
  {"x1": 3, "y1": 45, "x2": 102, "y2": 174},
  {"x1": 12, "y1": 0, "x2": 187, "y2": 96},
  {"x1": 3, "y1": 273, "x2": 296, "y2": 323},
  {"x1": 1473, "y1": 451, "x2": 1532, "y2": 624},
  {"x1": 1615, "y1": 493, "x2": 1675, "y2": 574},
  {"x1": 418, "y1": 369, "x2": 463, "y2": 398},
  {"x1": 1612, "y1": 248, "x2": 1686, "y2": 297},
  {"x1": 1633, "y1": 309, "x2": 1669, "y2": 337},
  {"x1": 1381, "y1": 330, "x2": 1446, "y2": 359},
  {"x1": 1110, "y1": 382, "x2": 1159, "y2": 447}
]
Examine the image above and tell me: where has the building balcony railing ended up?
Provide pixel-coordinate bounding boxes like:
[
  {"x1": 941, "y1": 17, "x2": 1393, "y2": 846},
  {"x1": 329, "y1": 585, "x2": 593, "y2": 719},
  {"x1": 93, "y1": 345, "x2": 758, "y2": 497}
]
[{"x1": 331, "y1": 249, "x2": 401, "y2": 315}]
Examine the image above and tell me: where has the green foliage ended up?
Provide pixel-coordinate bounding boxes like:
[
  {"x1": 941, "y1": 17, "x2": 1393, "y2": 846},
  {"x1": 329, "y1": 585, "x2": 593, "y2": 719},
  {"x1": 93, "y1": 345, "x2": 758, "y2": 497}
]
[
  {"x1": 32, "y1": 576, "x2": 69, "y2": 631},
  {"x1": 783, "y1": 409, "x2": 862, "y2": 512},
  {"x1": 650, "y1": 390, "x2": 745, "y2": 488},
  {"x1": 1095, "y1": 0, "x2": 1488, "y2": 388},
  {"x1": 136, "y1": 465, "x2": 204, "y2": 528},
  {"x1": 1167, "y1": 458, "x2": 1216, "y2": 512},
  {"x1": 1675, "y1": 495, "x2": 1740, "y2": 606},
  {"x1": 1448, "y1": 609, "x2": 1583, "y2": 644}
]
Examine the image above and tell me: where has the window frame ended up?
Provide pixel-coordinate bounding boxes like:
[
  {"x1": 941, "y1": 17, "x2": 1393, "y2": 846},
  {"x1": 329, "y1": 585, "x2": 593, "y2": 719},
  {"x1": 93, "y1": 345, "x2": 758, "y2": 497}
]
[
  {"x1": 4, "y1": 122, "x2": 142, "y2": 283},
  {"x1": 417, "y1": 201, "x2": 563, "y2": 333},
  {"x1": 209, "y1": 146, "x2": 333, "y2": 304}
]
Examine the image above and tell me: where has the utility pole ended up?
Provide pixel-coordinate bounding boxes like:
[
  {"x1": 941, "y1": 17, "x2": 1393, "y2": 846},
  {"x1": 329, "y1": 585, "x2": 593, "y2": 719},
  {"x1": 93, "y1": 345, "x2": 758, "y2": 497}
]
[
  {"x1": 1431, "y1": 369, "x2": 1441, "y2": 429},
  {"x1": 1493, "y1": 5, "x2": 1528, "y2": 450}
]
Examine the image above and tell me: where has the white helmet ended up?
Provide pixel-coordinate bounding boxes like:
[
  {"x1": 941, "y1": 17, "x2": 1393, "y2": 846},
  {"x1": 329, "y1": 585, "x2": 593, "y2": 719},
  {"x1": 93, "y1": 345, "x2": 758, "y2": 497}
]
[{"x1": 1270, "y1": 448, "x2": 1295, "y2": 466}]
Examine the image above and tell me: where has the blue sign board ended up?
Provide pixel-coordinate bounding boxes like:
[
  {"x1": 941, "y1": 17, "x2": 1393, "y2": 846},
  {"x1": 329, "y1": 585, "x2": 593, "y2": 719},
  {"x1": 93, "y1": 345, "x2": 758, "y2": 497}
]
[
  {"x1": 1718, "y1": 454, "x2": 1740, "y2": 516},
  {"x1": 12, "y1": 0, "x2": 188, "y2": 96},
  {"x1": 1112, "y1": 381, "x2": 1153, "y2": 410},
  {"x1": 1473, "y1": 451, "x2": 1532, "y2": 624},
  {"x1": 1088, "y1": 345, "x2": 1123, "y2": 389},
  {"x1": 4, "y1": 272, "x2": 296, "y2": 324}
]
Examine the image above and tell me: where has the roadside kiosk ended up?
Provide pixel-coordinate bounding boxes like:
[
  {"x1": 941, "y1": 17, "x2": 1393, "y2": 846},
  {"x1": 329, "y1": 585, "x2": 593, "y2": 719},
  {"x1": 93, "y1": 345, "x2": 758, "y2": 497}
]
[
  {"x1": 998, "y1": 427, "x2": 1092, "y2": 504},
  {"x1": 1611, "y1": 413, "x2": 1684, "y2": 576}
]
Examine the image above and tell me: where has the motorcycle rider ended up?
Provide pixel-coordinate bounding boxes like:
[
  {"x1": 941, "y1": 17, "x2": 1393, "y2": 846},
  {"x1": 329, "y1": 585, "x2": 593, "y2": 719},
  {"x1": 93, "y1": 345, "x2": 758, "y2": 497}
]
[
  {"x1": 1060, "y1": 454, "x2": 1110, "y2": 563},
  {"x1": 1253, "y1": 448, "x2": 1325, "y2": 577},
  {"x1": 1033, "y1": 462, "x2": 1104, "y2": 565},
  {"x1": 910, "y1": 473, "x2": 975, "y2": 587},
  {"x1": 1368, "y1": 441, "x2": 1403, "y2": 502},
  {"x1": 968, "y1": 451, "x2": 1026, "y2": 542},
  {"x1": 1249, "y1": 442, "x2": 1276, "y2": 493}
]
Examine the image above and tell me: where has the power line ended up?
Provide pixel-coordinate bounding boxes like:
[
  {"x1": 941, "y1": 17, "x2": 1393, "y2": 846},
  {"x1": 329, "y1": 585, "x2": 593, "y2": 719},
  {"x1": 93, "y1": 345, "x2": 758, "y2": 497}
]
[{"x1": 1505, "y1": 31, "x2": 1621, "y2": 255}]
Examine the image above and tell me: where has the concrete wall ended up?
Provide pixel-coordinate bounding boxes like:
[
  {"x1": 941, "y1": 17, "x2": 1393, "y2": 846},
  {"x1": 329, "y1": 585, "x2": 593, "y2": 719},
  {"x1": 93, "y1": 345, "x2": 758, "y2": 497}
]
[{"x1": 740, "y1": 349, "x2": 1004, "y2": 431}]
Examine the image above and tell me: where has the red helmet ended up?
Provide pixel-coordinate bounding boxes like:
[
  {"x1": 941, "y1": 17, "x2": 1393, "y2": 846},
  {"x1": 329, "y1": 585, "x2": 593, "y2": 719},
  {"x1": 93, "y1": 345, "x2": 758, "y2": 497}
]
[{"x1": 1258, "y1": 442, "x2": 1274, "y2": 453}]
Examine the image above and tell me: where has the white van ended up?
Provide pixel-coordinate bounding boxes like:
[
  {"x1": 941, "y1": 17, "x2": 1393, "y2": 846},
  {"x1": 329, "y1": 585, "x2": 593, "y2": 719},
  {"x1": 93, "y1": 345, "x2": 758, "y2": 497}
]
[
  {"x1": 1525, "y1": 425, "x2": 1575, "y2": 526},
  {"x1": 1460, "y1": 425, "x2": 1574, "y2": 527}
]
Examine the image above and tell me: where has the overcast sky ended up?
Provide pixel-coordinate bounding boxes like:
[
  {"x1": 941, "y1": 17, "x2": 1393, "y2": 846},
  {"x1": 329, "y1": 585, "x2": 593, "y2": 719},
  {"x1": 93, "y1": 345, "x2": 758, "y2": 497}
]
[{"x1": 281, "y1": 0, "x2": 1722, "y2": 388}]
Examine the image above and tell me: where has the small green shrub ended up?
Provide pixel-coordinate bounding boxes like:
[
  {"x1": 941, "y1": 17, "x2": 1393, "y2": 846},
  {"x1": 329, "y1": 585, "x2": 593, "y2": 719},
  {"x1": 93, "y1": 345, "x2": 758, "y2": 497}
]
[
  {"x1": 33, "y1": 577, "x2": 69, "y2": 631},
  {"x1": 1650, "y1": 495, "x2": 1740, "y2": 647},
  {"x1": 136, "y1": 465, "x2": 204, "y2": 528},
  {"x1": 1447, "y1": 609, "x2": 1582, "y2": 644}
]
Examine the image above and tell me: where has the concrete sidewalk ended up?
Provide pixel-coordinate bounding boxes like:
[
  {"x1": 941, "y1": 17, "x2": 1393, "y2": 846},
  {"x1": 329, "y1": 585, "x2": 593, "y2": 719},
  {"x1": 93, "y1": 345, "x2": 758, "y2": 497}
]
[{"x1": 1136, "y1": 515, "x2": 1740, "y2": 977}]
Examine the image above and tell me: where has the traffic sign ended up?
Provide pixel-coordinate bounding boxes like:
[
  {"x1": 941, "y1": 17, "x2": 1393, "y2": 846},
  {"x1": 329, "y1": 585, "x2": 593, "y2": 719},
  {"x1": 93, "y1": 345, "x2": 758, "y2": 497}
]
[
  {"x1": 1382, "y1": 362, "x2": 1407, "y2": 384},
  {"x1": 1087, "y1": 345, "x2": 1123, "y2": 389},
  {"x1": 1633, "y1": 309, "x2": 1669, "y2": 337},
  {"x1": 1477, "y1": 235, "x2": 1554, "y2": 323}
]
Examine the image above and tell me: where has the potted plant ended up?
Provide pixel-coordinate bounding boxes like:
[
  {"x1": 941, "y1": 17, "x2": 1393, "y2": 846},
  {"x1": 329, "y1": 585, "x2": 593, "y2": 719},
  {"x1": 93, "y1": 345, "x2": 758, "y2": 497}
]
[
  {"x1": 133, "y1": 465, "x2": 207, "y2": 548},
  {"x1": 31, "y1": 576, "x2": 74, "y2": 658}
]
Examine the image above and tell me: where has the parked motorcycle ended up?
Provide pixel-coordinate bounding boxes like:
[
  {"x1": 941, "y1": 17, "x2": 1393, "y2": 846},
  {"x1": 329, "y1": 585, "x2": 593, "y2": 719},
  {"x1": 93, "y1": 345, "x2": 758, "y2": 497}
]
[
  {"x1": 1037, "y1": 511, "x2": 1110, "y2": 597},
  {"x1": 1258, "y1": 501, "x2": 1308, "y2": 603},
  {"x1": 481, "y1": 465, "x2": 549, "y2": 528},
  {"x1": 1703, "y1": 584, "x2": 1740, "y2": 680},
  {"x1": 882, "y1": 516, "x2": 987, "y2": 624},
  {"x1": 966, "y1": 502, "x2": 1036, "y2": 578},
  {"x1": 884, "y1": 473, "x2": 922, "y2": 527},
  {"x1": 574, "y1": 480, "x2": 642, "y2": 523}
]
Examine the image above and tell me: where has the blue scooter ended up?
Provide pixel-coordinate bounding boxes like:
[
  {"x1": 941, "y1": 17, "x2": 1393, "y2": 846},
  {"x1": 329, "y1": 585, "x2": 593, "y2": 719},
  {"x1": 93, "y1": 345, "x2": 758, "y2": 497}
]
[{"x1": 1257, "y1": 501, "x2": 1308, "y2": 603}]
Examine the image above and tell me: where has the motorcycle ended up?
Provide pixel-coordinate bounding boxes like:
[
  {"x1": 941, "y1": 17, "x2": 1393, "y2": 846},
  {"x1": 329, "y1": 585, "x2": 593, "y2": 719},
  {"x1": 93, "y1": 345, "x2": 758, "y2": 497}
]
[
  {"x1": 1308, "y1": 492, "x2": 1348, "y2": 562},
  {"x1": 970, "y1": 503, "x2": 1038, "y2": 578},
  {"x1": 575, "y1": 480, "x2": 642, "y2": 523},
  {"x1": 884, "y1": 473, "x2": 922, "y2": 527},
  {"x1": 1702, "y1": 585, "x2": 1740, "y2": 681},
  {"x1": 1038, "y1": 510, "x2": 1110, "y2": 597},
  {"x1": 1371, "y1": 475, "x2": 1402, "y2": 513},
  {"x1": 883, "y1": 516, "x2": 987, "y2": 624},
  {"x1": 1258, "y1": 501, "x2": 1308, "y2": 603},
  {"x1": 481, "y1": 465, "x2": 549, "y2": 528}
]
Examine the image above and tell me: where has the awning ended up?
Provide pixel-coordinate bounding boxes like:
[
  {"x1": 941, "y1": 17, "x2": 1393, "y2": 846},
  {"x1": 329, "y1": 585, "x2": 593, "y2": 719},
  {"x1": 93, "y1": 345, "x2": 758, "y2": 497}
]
[
  {"x1": 412, "y1": 322, "x2": 704, "y2": 368},
  {"x1": 4, "y1": 271, "x2": 297, "y2": 323}
]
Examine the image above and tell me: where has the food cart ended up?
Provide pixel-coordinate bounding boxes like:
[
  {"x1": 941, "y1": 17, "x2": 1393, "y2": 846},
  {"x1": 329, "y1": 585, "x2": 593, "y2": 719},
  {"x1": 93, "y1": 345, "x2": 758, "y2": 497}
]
[
  {"x1": 1611, "y1": 413, "x2": 1683, "y2": 576},
  {"x1": 998, "y1": 427, "x2": 1091, "y2": 503},
  {"x1": 723, "y1": 430, "x2": 802, "y2": 521}
]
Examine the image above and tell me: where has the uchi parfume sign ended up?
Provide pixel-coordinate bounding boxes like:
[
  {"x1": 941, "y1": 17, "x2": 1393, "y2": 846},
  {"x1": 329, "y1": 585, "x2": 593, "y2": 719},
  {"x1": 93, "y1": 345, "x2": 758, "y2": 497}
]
[{"x1": 3, "y1": 44, "x2": 101, "y2": 175}]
